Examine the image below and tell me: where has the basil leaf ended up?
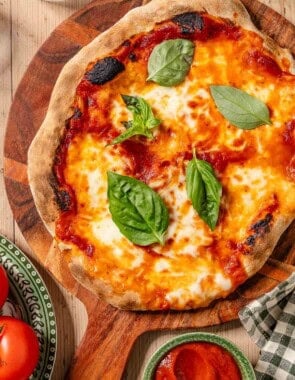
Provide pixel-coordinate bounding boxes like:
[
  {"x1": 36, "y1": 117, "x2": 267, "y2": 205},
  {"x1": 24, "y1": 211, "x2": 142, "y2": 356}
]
[
  {"x1": 186, "y1": 155, "x2": 222, "y2": 230},
  {"x1": 111, "y1": 126, "x2": 153, "y2": 144},
  {"x1": 210, "y1": 85, "x2": 271, "y2": 130},
  {"x1": 107, "y1": 172, "x2": 169, "y2": 246},
  {"x1": 111, "y1": 95, "x2": 161, "y2": 144},
  {"x1": 122, "y1": 95, "x2": 161, "y2": 130},
  {"x1": 147, "y1": 39, "x2": 195, "y2": 86}
]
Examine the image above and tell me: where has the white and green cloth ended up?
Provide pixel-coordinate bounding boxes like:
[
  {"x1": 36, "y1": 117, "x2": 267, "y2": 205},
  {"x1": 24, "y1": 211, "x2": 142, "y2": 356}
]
[{"x1": 239, "y1": 272, "x2": 295, "y2": 380}]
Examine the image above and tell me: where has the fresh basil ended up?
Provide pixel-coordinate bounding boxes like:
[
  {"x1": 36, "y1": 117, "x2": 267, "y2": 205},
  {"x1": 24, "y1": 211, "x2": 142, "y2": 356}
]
[
  {"x1": 147, "y1": 39, "x2": 195, "y2": 86},
  {"x1": 186, "y1": 152, "x2": 222, "y2": 230},
  {"x1": 107, "y1": 171, "x2": 169, "y2": 246},
  {"x1": 210, "y1": 85, "x2": 271, "y2": 130},
  {"x1": 111, "y1": 95, "x2": 161, "y2": 144}
]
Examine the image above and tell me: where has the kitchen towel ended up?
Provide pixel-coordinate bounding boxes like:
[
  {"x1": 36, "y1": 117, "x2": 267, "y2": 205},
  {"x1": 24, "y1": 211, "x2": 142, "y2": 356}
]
[{"x1": 239, "y1": 272, "x2": 295, "y2": 380}]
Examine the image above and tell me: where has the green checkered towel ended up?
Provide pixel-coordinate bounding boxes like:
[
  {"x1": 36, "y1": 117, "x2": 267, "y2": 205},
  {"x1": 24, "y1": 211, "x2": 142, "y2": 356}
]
[{"x1": 239, "y1": 272, "x2": 295, "y2": 380}]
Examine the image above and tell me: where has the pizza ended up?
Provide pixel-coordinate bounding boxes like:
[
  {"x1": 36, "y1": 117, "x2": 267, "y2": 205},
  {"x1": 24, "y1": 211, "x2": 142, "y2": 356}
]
[{"x1": 28, "y1": 0, "x2": 295, "y2": 310}]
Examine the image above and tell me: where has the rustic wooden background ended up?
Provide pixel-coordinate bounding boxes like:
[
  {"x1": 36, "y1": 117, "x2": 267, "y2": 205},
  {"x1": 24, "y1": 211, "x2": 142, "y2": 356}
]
[{"x1": 0, "y1": 0, "x2": 294, "y2": 379}]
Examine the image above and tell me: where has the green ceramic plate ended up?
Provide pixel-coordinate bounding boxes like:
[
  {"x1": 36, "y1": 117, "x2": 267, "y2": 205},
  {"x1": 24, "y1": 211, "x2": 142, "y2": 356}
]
[
  {"x1": 0, "y1": 235, "x2": 57, "y2": 379},
  {"x1": 143, "y1": 332, "x2": 256, "y2": 380}
]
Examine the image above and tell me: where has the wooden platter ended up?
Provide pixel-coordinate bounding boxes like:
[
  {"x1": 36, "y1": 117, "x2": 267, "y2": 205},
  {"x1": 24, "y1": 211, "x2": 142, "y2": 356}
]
[{"x1": 4, "y1": 0, "x2": 295, "y2": 378}]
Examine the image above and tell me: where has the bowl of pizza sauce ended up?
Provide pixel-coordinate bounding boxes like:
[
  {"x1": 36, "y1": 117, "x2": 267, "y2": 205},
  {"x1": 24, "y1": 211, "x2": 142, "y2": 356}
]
[{"x1": 143, "y1": 332, "x2": 255, "y2": 380}]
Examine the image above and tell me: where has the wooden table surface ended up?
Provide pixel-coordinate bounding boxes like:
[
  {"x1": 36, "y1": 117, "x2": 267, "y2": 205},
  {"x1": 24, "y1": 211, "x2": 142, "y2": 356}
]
[{"x1": 0, "y1": 0, "x2": 294, "y2": 378}]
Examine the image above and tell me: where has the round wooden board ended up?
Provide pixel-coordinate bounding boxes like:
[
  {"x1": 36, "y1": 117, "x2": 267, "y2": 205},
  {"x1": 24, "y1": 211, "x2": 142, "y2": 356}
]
[{"x1": 4, "y1": 0, "x2": 295, "y2": 378}]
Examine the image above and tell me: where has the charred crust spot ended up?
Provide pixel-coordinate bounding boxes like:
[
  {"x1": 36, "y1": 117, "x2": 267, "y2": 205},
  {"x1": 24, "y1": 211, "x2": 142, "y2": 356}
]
[
  {"x1": 53, "y1": 154, "x2": 61, "y2": 167},
  {"x1": 51, "y1": 179, "x2": 72, "y2": 211},
  {"x1": 54, "y1": 189, "x2": 72, "y2": 211},
  {"x1": 252, "y1": 213, "x2": 273, "y2": 234},
  {"x1": 173, "y1": 12, "x2": 204, "y2": 34},
  {"x1": 245, "y1": 235, "x2": 256, "y2": 246},
  {"x1": 245, "y1": 213, "x2": 273, "y2": 247},
  {"x1": 86, "y1": 57, "x2": 125, "y2": 85},
  {"x1": 122, "y1": 40, "x2": 131, "y2": 47}
]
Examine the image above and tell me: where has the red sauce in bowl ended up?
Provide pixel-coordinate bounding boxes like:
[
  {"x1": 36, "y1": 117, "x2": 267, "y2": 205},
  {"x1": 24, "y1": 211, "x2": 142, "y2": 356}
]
[{"x1": 154, "y1": 342, "x2": 242, "y2": 380}]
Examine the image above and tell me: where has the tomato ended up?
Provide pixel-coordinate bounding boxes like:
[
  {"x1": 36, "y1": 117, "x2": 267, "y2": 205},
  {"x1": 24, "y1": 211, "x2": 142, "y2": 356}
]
[
  {"x1": 0, "y1": 316, "x2": 39, "y2": 380},
  {"x1": 0, "y1": 266, "x2": 9, "y2": 309}
]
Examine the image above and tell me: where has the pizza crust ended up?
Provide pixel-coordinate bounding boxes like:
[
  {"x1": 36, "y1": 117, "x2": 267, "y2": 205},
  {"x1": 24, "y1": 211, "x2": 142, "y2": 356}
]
[
  {"x1": 243, "y1": 215, "x2": 293, "y2": 278},
  {"x1": 69, "y1": 258, "x2": 142, "y2": 310},
  {"x1": 28, "y1": 0, "x2": 295, "y2": 310}
]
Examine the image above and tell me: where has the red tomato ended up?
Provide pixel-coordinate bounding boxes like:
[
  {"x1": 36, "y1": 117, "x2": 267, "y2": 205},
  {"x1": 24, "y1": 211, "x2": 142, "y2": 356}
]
[
  {"x1": 0, "y1": 266, "x2": 9, "y2": 308},
  {"x1": 0, "y1": 316, "x2": 39, "y2": 380}
]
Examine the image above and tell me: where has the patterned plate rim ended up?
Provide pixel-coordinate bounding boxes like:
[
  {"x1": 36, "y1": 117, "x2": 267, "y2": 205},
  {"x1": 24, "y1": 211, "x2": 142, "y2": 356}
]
[{"x1": 0, "y1": 235, "x2": 57, "y2": 379}]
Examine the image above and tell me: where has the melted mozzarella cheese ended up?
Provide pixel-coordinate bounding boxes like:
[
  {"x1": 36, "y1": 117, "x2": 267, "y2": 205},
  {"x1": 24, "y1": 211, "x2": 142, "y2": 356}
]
[
  {"x1": 92, "y1": 218, "x2": 122, "y2": 246},
  {"x1": 166, "y1": 271, "x2": 231, "y2": 307},
  {"x1": 154, "y1": 259, "x2": 170, "y2": 272}
]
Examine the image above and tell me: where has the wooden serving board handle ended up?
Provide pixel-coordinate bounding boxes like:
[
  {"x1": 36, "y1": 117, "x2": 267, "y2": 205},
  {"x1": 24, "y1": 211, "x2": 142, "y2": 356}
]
[
  {"x1": 67, "y1": 297, "x2": 141, "y2": 379},
  {"x1": 3, "y1": 0, "x2": 295, "y2": 378}
]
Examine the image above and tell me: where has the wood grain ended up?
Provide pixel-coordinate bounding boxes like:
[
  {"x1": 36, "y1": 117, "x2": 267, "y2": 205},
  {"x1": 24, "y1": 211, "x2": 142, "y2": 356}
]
[
  {"x1": 242, "y1": 0, "x2": 295, "y2": 54},
  {"x1": 1, "y1": 1, "x2": 91, "y2": 379},
  {"x1": 2, "y1": 1, "x2": 295, "y2": 379}
]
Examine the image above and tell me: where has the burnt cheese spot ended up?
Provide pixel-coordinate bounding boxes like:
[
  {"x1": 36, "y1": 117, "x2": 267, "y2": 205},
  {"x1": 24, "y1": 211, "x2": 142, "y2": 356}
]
[
  {"x1": 173, "y1": 12, "x2": 204, "y2": 34},
  {"x1": 72, "y1": 108, "x2": 82, "y2": 119},
  {"x1": 86, "y1": 57, "x2": 125, "y2": 85},
  {"x1": 128, "y1": 52, "x2": 137, "y2": 62}
]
